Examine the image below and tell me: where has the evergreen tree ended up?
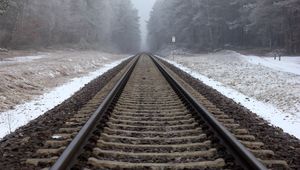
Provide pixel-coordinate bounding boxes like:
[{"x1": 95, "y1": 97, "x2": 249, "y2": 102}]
[{"x1": 147, "y1": 0, "x2": 300, "y2": 54}]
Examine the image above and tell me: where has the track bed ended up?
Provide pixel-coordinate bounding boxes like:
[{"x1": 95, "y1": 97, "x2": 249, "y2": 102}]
[{"x1": 1, "y1": 54, "x2": 296, "y2": 169}]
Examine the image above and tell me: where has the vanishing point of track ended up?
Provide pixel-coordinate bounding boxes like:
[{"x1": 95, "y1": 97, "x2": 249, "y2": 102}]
[{"x1": 26, "y1": 54, "x2": 289, "y2": 169}]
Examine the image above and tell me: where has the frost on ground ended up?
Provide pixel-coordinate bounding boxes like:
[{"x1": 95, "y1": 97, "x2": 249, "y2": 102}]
[
  {"x1": 0, "y1": 50, "x2": 125, "y2": 112},
  {"x1": 0, "y1": 49, "x2": 127, "y2": 138},
  {"x1": 163, "y1": 50, "x2": 300, "y2": 138}
]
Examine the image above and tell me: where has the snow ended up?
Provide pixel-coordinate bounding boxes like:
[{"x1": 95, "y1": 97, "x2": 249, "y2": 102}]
[
  {"x1": 8, "y1": 55, "x2": 46, "y2": 62},
  {"x1": 237, "y1": 52, "x2": 300, "y2": 75},
  {"x1": 0, "y1": 50, "x2": 125, "y2": 112},
  {"x1": 159, "y1": 52, "x2": 300, "y2": 139},
  {"x1": 0, "y1": 55, "x2": 46, "y2": 65},
  {"x1": 0, "y1": 57, "x2": 129, "y2": 139},
  {"x1": 52, "y1": 135, "x2": 62, "y2": 139}
]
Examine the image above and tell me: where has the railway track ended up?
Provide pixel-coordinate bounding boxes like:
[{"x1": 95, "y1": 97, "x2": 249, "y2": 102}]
[{"x1": 26, "y1": 54, "x2": 289, "y2": 169}]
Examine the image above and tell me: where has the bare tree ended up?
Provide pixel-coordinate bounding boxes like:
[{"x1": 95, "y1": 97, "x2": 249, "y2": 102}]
[
  {"x1": 0, "y1": 0, "x2": 8, "y2": 15},
  {"x1": 0, "y1": 0, "x2": 141, "y2": 53}
]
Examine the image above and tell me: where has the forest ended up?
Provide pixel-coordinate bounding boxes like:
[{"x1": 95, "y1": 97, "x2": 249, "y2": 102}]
[
  {"x1": 0, "y1": 0, "x2": 140, "y2": 53},
  {"x1": 147, "y1": 0, "x2": 300, "y2": 54},
  {"x1": 1, "y1": 0, "x2": 300, "y2": 54}
]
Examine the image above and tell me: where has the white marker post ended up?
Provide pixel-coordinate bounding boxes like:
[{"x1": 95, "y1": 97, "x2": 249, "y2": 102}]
[
  {"x1": 172, "y1": 36, "x2": 176, "y2": 43},
  {"x1": 172, "y1": 36, "x2": 176, "y2": 60}
]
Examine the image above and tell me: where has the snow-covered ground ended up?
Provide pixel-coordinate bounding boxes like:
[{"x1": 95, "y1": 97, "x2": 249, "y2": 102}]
[
  {"x1": 162, "y1": 50, "x2": 300, "y2": 139},
  {"x1": 0, "y1": 50, "x2": 128, "y2": 138},
  {"x1": 0, "y1": 50, "x2": 125, "y2": 112},
  {"x1": 0, "y1": 55, "x2": 46, "y2": 64},
  {"x1": 241, "y1": 54, "x2": 300, "y2": 75}
]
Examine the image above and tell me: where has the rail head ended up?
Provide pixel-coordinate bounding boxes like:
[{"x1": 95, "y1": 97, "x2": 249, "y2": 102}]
[
  {"x1": 50, "y1": 55, "x2": 140, "y2": 170},
  {"x1": 150, "y1": 55, "x2": 267, "y2": 170}
]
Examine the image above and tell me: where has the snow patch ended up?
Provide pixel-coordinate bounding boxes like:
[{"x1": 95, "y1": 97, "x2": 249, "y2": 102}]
[
  {"x1": 10, "y1": 55, "x2": 45, "y2": 61},
  {"x1": 159, "y1": 56, "x2": 300, "y2": 139},
  {"x1": 0, "y1": 57, "x2": 129, "y2": 139},
  {"x1": 52, "y1": 135, "x2": 62, "y2": 139},
  {"x1": 0, "y1": 55, "x2": 46, "y2": 66},
  {"x1": 102, "y1": 56, "x2": 109, "y2": 60},
  {"x1": 233, "y1": 51, "x2": 300, "y2": 75}
]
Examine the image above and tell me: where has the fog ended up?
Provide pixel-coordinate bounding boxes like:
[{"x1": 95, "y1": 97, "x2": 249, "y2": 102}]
[
  {"x1": 1, "y1": 0, "x2": 299, "y2": 54},
  {"x1": 147, "y1": 0, "x2": 300, "y2": 54},
  {"x1": 0, "y1": 0, "x2": 141, "y2": 53},
  {"x1": 131, "y1": 0, "x2": 156, "y2": 51}
]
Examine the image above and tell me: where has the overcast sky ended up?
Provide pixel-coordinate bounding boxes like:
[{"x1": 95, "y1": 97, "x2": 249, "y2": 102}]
[{"x1": 131, "y1": 0, "x2": 156, "y2": 51}]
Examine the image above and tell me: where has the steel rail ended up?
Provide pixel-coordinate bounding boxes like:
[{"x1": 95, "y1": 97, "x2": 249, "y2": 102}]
[
  {"x1": 50, "y1": 55, "x2": 140, "y2": 170},
  {"x1": 151, "y1": 55, "x2": 267, "y2": 170}
]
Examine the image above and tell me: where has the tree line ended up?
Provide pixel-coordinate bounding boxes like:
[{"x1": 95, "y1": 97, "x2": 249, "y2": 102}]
[
  {"x1": 0, "y1": 0, "x2": 8, "y2": 15},
  {"x1": 0, "y1": 0, "x2": 141, "y2": 53},
  {"x1": 147, "y1": 0, "x2": 300, "y2": 54}
]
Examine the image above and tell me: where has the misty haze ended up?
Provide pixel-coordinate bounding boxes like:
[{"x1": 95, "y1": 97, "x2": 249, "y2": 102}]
[{"x1": 0, "y1": 0, "x2": 299, "y2": 169}]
